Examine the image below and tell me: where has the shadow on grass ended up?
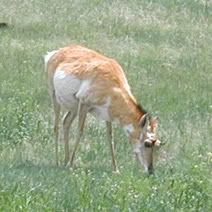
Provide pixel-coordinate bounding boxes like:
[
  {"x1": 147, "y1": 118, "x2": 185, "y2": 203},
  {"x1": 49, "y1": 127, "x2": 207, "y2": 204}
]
[{"x1": 2, "y1": 159, "x2": 114, "y2": 179}]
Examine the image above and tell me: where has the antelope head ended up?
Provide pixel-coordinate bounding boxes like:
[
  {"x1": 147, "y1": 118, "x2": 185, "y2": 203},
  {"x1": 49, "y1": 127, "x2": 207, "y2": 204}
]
[{"x1": 135, "y1": 114, "x2": 164, "y2": 175}]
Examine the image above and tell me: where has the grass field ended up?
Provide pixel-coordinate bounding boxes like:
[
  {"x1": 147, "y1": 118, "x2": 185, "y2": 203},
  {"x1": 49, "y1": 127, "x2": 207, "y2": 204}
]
[{"x1": 0, "y1": 0, "x2": 212, "y2": 211}]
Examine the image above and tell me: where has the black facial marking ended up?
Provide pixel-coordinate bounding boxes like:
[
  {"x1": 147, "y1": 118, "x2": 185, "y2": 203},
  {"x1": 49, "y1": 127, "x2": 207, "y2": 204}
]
[{"x1": 144, "y1": 141, "x2": 153, "y2": 148}]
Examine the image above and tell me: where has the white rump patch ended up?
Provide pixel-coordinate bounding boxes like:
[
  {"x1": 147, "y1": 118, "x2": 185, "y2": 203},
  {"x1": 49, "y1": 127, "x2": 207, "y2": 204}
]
[
  {"x1": 54, "y1": 67, "x2": 68, "y2": 80},
  {"x1": 53, "y1": 68, "x2": 81, "y2": 110},
  {"x1": 44, "y1": 50, "x2": 58, "y2": 70}
]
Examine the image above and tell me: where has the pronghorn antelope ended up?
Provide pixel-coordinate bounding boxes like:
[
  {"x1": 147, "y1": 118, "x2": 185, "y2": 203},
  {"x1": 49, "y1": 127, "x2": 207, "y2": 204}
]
[{"x1": 45, "y1": 45, "x2": 162, "y2": 174}]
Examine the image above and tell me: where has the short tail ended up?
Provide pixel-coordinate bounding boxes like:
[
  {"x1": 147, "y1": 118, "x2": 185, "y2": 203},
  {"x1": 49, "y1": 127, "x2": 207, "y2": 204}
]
[{"x1": 44, "y1": 50, "x2": 58, "y2": 71}]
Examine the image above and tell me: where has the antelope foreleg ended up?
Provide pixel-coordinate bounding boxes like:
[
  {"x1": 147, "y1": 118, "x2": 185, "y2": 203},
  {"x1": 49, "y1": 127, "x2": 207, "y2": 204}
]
[
  {"x1": 106, "y1": 121, "x2": 118, "y2": 172},
  {"x1": 67, "y1": 102, "x2": 89, "y2": 168}
]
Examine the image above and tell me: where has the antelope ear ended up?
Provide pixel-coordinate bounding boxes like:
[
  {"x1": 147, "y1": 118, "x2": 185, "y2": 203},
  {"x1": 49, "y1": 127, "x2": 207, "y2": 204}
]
[
  {"x1": 139, "y1": 113, "x2": 150, "y2": 132},
  {"x1": 151, "y1": 116, "x2": 159, "y2": 133},
  {"x1": 154, "y1": 140, "x2": 166, "y2": 149},
  {"x1": 153, "y1": 116, "x2": 159, "y2": 126}
]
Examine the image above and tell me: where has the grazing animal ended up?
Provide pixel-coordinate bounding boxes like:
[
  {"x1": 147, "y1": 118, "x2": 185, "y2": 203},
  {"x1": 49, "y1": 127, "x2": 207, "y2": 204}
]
[{"x1": 44, "y1": 45, "x2": 163, "y2": 174}]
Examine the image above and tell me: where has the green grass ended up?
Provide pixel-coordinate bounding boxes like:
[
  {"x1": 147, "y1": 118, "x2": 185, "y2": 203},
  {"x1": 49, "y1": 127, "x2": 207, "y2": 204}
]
[{"x1": 0, "y1": 0, "x2": 212, "y2": 211}]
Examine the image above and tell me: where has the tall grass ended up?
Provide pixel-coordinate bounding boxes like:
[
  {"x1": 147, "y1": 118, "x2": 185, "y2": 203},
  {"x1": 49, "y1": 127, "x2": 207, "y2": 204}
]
[{"x1": 0, "y1": 0, "x2": 212, "y2": 211}]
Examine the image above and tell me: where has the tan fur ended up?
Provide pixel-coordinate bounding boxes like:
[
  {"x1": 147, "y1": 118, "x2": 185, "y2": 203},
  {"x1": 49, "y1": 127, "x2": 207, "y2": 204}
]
[
  {"x1": 45, "y1": 45, "x2": 161, "y2": 174},
  {"x1": 47, "y1": 46, "x2": 145, "y2": 127}
]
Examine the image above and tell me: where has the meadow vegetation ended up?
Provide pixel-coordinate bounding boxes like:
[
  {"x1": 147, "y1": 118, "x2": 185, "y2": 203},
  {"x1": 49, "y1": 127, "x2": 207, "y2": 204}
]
[{"x1": 0, "y1": 0, "x2": 212, "y2": 211}]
